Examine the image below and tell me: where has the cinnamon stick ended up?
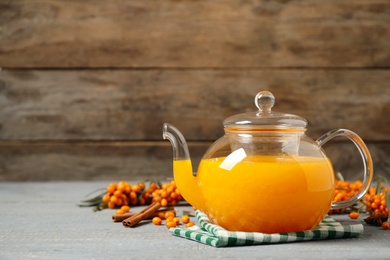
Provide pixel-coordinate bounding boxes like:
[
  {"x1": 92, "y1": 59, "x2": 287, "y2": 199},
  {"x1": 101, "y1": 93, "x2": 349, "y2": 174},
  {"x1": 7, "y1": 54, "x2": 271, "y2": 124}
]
[
  {"x1": 122, "y1": 202, "x2": 161, "y2": 228},
  {"x1": 112, "y1": 207, "x2": 175, "y2": 222},
  {"x1": 113, "y1": 213, "x2": 135, "y2": 222}
]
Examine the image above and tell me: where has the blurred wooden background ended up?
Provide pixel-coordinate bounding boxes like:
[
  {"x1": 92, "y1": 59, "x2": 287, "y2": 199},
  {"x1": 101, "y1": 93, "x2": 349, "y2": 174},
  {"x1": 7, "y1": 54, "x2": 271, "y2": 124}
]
[{"x1": 0, "y1": 0, "x2": 389, "y2": 181}]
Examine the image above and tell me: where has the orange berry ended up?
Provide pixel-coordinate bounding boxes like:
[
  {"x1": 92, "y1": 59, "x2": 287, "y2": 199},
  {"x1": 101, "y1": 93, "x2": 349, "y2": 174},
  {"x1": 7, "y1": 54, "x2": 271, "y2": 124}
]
[
  {"x1": 152, "y1": 217, "x2": 162, "y2": 225},
  {"x1": 132, "y1": 185, "x2": 141, "y2": 193},
  {"x1": 349, "y1": 212, "x2": 359, "y2": 219},
  {"x1": 382, "y1": 222, "x2": 389, "y2": 230},
  {"x1": 125, "y1": 185, "x2": 131, "y2": 194},
  {"x1": 110, "y1": 196, "x2": 118, "y2": 204},
  {"x1": 161, "y1": 190, "x2": 168, "y2": 198},
  {"x1": 161, "y1": 198, "x2": 168, "y2": 207},
  {"x1": 130, "y1": 191, "x2": 137, "y2": 200},
  {"x1": 106, "y1": 185, "x2": 116, "y2": 194},
  {"x1": 167, "y1": 186, "x2": 174, "y2": 194},
  {"x1": 121, "y1": 205, "x2": 130, "y2": 213},
  {"x1": 116, "y1": 209, "x2": 125, "y2": 214},
  {"x1": 102, "y1": 194, "x2": 111, "y2": 203},
  {"x1": 165, "y1": 211, "x2": 175, "y2": 219},
  {"x1": 114, "y1": 190, "x2": 122, "y2": 197},
  {"x1": 108, "y1": 201, "x2": 115, "y2": 209},
  {"x1": 173, "y1": 217, "x2": 180, "y2": 225},
  {"x1": 166, "y1": 221, "x2": 177, "y2": 229},
  {"x1": 181, "y1": 215, "x2": 190, "y2": 224},
  {"x1": 186, "y1": 222, "x2": 195, "y2": 228},
  {"x1": 143, "y1": 192, "x2": 151, "y2": 199},
  {"x1": 153, "y1": 196, "x2": 162, "y2": 203},
  {"x1": 117, "y1": 182, "x2": 126, "y2": 193},
  {"x1": 157, "y1": 211, "x2": 166, "y2": 219}
]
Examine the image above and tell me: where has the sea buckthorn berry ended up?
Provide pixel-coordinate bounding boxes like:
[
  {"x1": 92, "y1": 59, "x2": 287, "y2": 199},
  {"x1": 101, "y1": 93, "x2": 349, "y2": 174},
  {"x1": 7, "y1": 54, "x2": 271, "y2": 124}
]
[
  {"x1": 349, "y1": 212, "x2": 359, "y2": 219},
  {"x1": 114, "y1": 190, "x2": 122, "y2": 197},
  {"x1": 161, "y1": 190, "x2": 168, "y2": 198},
  {"x1": 106, "y1": 185, "x2": 116, "y2": 194},
  {"x1": 117, "y1": 182, "x2": 126, "y2": 193},
  {"x1": 166, "y1": 221, "x2": 177, "y2": 229},
  {"x1": 138, "y1": 182, "x2": 145, "y2": 190},
  {"x1": 186, "y1": 222, "x2": 195, "y2": 228},
  {"x1": 116, "y1": 209, "x2": 125, "y2": 214},
  {"x1": 181, "y1": 215, "x2": 190, "y2": 224},
  {"x1": 166, "y1": 216, "x2": 174, "y2": 222},
  {"x1": 110, "y1": 196, "x2": 118, "y2": 204},
  {"x1": 132, "y1": 185, "x2": 141, "y2": 193},
  {"x1": 161, "y1": 198, "x2": 168, "y2": 207},
  {"x1": 108, "y1": 201, "x2": 116, "y2": 209},
  {"x1": 382, "y1": 222, "x2": 389, "y2": 230},
  {"x1": 102, "y1": 194, "x2": 111, "y2": 203},
  {"x1": 121, "y1": 205, "x2": 130, "y2": 213},
  {"x1": 173, "y1": 217, "x2": 180, "y2": 225},
  {"x1": 130, "y1": 191, "x2": 137, "y2": 200},
  {"x1": 157, "y1": 211, "x2": 166, "y2": 219},
  {"x1": 165, "y1": 211, "x2": 175, "y2": 219},
  {"x1": 153, "y1": 196, "x2": 162, "y2": 203},
  {"x1": 152, "y1": 217, "x2": 162, "y2": 225}
]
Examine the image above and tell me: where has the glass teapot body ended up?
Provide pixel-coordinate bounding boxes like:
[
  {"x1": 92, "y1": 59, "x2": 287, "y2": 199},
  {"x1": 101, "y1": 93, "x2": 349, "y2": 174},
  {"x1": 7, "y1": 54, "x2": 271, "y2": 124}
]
[
  {"x1": 196, "y1": 130, "x2": 335, "y2": 233},
  {"x1": 164, "y1": 91, "x2": 373, "y2": 234}
]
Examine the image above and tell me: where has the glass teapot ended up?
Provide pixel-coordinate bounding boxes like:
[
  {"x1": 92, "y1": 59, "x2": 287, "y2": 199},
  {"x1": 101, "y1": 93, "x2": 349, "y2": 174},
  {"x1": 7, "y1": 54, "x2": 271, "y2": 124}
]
[{"x1": 163, "y1": 90, "x2": 373, "y2": 233}]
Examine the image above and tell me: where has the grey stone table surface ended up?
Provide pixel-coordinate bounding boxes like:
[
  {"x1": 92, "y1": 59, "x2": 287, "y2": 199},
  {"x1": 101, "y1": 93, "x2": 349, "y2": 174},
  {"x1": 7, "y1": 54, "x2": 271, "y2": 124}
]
[{"x1": 1, "y1": 182, "x2": 390, "y2": 260}]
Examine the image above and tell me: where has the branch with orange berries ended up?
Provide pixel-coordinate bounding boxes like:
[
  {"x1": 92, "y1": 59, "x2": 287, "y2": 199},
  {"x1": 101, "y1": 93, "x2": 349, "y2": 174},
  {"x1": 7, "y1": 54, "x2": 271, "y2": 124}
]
[
  {"x1": 329, "y1": 173, "x2": 390, "y2": 230},
  {"x1": 78, "y1": 179, "x2": 184, "y2": 212}
]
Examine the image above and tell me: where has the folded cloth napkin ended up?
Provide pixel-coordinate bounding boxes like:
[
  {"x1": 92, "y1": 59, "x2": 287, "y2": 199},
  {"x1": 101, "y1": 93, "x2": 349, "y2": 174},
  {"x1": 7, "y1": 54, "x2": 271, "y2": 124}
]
[{"x1": 170, "y1": 211, "x2": 364, "y2": 247}]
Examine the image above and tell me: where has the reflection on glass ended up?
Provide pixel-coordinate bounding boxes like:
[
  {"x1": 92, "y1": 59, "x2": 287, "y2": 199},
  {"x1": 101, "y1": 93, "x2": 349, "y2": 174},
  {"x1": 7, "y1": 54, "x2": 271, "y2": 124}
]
[{"x1": 219, "y1": 148, "x2": 247, "y2": 171}]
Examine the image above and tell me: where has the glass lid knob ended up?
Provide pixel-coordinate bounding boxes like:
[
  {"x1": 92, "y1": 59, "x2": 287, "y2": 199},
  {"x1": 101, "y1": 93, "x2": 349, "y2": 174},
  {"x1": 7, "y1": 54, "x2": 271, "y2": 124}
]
[{"x1": 255, "y1": 91, "x2": 275, "y2": 113}]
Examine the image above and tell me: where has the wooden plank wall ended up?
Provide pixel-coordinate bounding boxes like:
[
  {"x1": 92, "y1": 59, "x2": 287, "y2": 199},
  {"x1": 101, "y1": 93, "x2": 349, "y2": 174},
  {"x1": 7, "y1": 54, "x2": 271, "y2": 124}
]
[{"x1": 0, "y1": 0, "x2": 389, "y2": 181}]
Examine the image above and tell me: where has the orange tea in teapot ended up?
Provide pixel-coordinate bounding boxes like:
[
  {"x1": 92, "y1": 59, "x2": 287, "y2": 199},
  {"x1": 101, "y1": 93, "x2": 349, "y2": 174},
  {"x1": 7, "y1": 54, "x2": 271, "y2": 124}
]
[{"x1": 174, "y1": 155, "x2": 335, "y2": 233}]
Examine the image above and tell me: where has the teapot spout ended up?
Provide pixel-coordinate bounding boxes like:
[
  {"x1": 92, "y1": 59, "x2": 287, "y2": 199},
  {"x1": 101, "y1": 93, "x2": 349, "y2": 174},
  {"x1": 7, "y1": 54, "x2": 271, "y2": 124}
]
[
  {"x1": 163, "y1": 123, "x2": 204, "y2": 210},
  {"x1": 163, "y1": 123, "x2": 191, "y2": 162}
]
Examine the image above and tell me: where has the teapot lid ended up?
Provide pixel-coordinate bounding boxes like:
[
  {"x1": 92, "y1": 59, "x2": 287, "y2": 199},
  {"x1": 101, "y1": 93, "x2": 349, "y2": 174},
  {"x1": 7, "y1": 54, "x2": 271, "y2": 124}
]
[{"x1": 223, "y1": 91, "x2": 307, "y2": 130}]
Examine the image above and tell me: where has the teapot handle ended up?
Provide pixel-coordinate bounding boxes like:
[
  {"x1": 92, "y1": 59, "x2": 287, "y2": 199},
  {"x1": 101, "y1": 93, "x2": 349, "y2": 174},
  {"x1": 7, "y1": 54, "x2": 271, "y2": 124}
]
[{"x1": 316, "y1": 129, "x2": 374, "y2": 210}]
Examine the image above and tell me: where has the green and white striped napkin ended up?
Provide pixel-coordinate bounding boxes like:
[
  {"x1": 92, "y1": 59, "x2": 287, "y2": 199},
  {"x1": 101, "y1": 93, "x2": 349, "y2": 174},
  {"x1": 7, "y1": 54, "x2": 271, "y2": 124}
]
[{"x1": 169, "y1": 211, "x2": 363, "y2": 247}]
